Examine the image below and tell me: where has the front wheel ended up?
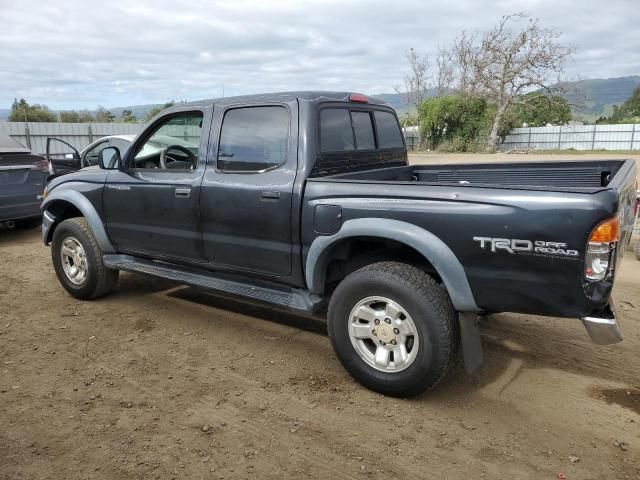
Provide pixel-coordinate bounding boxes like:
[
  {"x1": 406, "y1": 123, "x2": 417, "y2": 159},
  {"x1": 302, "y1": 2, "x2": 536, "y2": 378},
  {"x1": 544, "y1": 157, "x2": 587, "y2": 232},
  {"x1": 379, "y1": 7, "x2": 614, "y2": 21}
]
[
  {"x1": 327, "y1": 262, "x2": 459, "y2": 397},
  {"x1": 51, "y1": 217, "x2": 119, "y2": 300}
]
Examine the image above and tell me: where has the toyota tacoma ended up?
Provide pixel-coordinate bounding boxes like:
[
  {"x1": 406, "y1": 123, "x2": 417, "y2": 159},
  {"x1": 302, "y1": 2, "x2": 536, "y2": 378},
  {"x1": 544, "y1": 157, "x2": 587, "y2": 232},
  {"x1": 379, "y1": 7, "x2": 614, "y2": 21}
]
[{"x1": 41, "y1": 92, "x2": 637, "y2": 396}]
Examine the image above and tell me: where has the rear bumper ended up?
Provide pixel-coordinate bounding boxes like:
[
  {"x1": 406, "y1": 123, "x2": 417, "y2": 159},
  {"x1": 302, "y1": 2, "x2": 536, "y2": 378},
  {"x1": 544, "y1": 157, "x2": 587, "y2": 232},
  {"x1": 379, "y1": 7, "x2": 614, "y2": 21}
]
[{"x1": 581, "y1": 302, "x2": 622, "y2": 345}]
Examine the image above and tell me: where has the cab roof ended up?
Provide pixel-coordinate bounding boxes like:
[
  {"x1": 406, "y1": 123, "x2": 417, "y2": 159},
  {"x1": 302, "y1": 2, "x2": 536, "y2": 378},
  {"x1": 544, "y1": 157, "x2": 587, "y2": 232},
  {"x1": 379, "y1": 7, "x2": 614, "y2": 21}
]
[{"x1": 179, "y1": 91, "x2": 390, "y2": 109}]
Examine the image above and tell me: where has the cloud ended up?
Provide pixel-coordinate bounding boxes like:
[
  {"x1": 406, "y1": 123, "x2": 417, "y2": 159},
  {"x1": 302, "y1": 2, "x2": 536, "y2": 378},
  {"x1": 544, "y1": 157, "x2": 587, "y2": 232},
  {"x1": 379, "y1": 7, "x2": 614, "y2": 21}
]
[{"x1": 0, "y1": 0, "x2": 638, "y2": 109}]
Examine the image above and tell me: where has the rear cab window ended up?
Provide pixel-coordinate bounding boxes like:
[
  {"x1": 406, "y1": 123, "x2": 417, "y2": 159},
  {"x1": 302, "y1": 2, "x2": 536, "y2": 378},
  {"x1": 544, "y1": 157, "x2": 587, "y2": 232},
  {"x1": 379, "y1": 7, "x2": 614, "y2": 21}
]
[{"x1": 314, "y1": 103, "x2": 406, "y2": 176}]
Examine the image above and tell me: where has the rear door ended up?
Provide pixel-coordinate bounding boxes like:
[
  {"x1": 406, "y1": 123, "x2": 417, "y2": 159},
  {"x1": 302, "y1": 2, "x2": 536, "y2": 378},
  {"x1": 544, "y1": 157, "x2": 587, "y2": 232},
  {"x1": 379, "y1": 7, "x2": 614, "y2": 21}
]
[
  {"x1": 102, "y1": 108, "x2": 211, "y2": 261},
  {"x1": 200, "y1": 101, "x2": 298, "y2": 276}
]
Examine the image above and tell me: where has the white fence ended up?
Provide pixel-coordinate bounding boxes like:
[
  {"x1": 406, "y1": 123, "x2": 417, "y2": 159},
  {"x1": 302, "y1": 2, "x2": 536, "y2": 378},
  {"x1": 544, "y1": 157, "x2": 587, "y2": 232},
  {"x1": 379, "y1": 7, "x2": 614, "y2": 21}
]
[
  {"x1": 500, "y1": 123, "x2": 640, "y2": 151},
  {"x1": 0, "y1": 122, "x2": 144, "y2": 155}
]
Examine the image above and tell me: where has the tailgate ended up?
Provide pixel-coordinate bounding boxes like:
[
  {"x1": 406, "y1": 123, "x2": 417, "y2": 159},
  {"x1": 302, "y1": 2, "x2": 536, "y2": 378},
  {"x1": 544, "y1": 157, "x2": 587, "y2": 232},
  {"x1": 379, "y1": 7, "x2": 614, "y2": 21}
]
[{"x1": 612, "y1": 159, "x2": 638, "y2": 255}]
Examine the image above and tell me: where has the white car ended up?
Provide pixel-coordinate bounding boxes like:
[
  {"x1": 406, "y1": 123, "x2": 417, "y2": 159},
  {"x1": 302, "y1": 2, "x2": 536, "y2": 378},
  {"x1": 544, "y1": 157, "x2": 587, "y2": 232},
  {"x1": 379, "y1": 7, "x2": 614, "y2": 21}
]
[{"x1": 80, "y1": 135, "x2": 135, "y2": 168}]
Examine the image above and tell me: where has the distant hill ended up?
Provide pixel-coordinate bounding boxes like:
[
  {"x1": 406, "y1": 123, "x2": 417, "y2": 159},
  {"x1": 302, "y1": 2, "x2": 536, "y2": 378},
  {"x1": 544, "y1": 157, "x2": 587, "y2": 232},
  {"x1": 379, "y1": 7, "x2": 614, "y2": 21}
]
[{"x1": 556, "y1": 76, "x2": 640, "y2": 121}]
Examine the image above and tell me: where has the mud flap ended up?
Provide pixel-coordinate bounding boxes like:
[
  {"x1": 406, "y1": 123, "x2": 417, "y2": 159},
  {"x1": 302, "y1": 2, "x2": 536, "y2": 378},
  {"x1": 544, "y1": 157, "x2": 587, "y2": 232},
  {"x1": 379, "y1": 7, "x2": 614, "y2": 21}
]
[{"x1": 458, "y1": 313, "x2": 484, "y2": 375}]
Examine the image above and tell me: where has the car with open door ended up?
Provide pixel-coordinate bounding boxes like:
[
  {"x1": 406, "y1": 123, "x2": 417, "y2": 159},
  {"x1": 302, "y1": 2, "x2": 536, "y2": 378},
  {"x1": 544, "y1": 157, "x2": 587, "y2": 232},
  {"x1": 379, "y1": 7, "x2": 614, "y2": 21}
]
[
  {"x1": 46, "y1": 135, "x2": 136, "y2": 177},
  {"x1": 0, "y1": 133, "x2": 49, "y2": 228}
]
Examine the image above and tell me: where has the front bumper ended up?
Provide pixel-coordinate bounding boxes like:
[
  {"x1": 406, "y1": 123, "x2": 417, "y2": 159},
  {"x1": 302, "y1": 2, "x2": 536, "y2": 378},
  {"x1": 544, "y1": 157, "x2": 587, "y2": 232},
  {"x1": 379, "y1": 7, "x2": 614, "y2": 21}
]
[{"x1": 580, "y1": 302, "x2": 622, "y2": 345}]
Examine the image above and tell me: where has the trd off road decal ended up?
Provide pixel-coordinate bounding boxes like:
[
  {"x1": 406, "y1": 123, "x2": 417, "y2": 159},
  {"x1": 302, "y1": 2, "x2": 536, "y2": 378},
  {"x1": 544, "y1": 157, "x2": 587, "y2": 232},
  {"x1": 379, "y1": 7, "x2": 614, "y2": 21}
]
[{"x1": 473, "y1": 237, "x2": 579, "y2": 258}]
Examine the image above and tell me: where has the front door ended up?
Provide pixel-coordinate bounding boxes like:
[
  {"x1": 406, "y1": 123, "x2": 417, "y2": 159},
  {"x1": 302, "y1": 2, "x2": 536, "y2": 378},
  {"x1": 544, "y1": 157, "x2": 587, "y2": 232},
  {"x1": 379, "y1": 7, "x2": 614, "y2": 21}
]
[
  {"x1": 103, "y1": 109, "x2": 210, "y2": 262},
  {"x1": 200, "y1": 102, "x2": 297, "y2": 277}
]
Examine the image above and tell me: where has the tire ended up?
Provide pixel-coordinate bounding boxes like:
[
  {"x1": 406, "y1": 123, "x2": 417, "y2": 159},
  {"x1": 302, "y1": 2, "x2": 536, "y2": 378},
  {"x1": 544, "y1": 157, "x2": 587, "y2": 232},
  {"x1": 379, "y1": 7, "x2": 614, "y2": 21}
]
[
  {"x1": 327, "y1": 261, "x2": 459, "y2": 397},
  {"x1": 51, "y1": 217, "x2": 119, "y2": 300},
  {"x1": 635, "y1": 240, "x2": 640, "y2": 261}
]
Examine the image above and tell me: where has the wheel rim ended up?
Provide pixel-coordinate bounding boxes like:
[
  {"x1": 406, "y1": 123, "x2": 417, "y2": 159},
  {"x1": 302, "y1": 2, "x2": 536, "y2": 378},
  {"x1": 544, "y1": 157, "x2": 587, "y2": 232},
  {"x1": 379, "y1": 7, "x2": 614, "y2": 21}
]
[
  {"x1": 348, "y1": 296, "x2": 419, "y2": 373},
  {"x1": 60, "y1": 236, "x2": 88, "y2": 285}
]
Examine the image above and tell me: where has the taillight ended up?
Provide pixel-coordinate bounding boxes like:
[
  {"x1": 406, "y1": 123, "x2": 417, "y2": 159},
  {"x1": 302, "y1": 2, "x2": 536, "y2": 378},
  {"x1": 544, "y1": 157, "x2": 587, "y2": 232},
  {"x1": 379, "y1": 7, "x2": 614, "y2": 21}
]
[
  {"x1": 585, "y1": 217, "x2": 620, "y2": 281},
  {"x1": 32, "y1": 159, "x2": 50, "y2": 173},
  {"x1": 349, "y1": 93, "x2": 369, "y2": 103}
]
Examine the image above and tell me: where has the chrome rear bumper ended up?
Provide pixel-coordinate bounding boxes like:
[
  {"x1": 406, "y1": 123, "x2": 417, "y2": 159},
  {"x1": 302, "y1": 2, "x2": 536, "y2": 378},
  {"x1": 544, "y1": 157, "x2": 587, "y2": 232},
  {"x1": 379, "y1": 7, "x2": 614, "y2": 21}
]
[{"x1": 581, "y1": 303, "x2": 622, "y2": 345}]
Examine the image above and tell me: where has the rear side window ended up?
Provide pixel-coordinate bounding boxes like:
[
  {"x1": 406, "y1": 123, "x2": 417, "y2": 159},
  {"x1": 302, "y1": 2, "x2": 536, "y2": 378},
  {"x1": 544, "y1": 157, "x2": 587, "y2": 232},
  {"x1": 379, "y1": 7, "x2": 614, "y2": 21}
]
[
  {"x1": 374, "y1": 111, "x2": 404, "y2": 148},
  {"x1": 320, "y1": 109, "x2": 354, "y2": 152},
  {"x1": 218, "y1": 106, "x2": 289, "y2": 172},
  {"x1": 351, "y1": 111, "x2": 375, "y2": 150}
]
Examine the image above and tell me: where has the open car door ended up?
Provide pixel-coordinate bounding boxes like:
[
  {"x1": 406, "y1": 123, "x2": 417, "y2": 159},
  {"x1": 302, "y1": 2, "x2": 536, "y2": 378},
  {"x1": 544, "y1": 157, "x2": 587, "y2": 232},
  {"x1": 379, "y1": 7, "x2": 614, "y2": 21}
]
[{"x1": 46, "y1": 138, "x2": 81, "y2": 179}]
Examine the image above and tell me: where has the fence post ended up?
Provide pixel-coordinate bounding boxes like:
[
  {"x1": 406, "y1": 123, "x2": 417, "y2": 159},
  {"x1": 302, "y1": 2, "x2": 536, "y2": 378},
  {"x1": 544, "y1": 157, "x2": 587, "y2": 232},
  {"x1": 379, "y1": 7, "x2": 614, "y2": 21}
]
[
  {"x1": 631, "y1": 124, "x2": 636, "y2": 150},
  {"x1": 591, "y1": 125, "x2": 597, "y2": 150},
  {"x1": 557, "y1": 126, "x2": 562, "y2": 150},
  {"x1": 88, "y1": 124, "x2": 94, "y2": 142},
  {"x1": 24, "y1": 122, "x2": 32, "y2": 150},
  {"x1": 527, "y1": 127, "x2": 532, "y2": 149}
]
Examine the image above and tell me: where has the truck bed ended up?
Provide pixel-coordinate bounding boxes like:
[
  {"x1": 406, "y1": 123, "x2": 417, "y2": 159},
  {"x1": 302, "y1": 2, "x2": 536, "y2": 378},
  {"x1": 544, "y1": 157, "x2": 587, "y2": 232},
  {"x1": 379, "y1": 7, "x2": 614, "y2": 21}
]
[{"x1": 318, "y1": 159, "x2": 633, "y2": 193}]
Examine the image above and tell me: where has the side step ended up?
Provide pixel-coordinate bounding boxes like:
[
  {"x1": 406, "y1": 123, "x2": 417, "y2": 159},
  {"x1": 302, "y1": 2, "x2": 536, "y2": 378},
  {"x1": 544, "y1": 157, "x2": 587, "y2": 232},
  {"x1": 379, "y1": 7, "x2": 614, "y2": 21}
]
[{"x1": 103, "y1": 254, "x2": 324, "y2": 314}]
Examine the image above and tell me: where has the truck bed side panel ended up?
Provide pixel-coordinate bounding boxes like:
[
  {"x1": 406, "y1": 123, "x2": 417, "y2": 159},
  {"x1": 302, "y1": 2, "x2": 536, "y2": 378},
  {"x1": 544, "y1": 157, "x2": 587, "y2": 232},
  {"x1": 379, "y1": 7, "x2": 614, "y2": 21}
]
[{"x1": 302, "y1": 181, "x2": 620, "y2": 318}]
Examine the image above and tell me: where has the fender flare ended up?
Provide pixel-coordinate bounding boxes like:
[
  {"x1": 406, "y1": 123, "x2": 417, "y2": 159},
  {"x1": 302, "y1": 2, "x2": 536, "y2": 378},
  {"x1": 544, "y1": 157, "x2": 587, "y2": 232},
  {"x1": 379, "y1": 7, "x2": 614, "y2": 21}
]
[
  {"x1": 42, "y1": 189, "x2": 115, "y2": 253},
  {"x1": 305, "y1": 218, "x2": 479, "y2": 312}
]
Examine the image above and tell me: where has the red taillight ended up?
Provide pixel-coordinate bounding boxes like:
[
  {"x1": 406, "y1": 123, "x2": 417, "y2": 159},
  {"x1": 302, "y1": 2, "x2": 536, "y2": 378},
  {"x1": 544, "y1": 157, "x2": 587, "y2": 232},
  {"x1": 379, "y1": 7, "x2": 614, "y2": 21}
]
[
  {"x1": 32, "y1": 159, "x2": 50, "y2": 173},
  {"x1": 349, "y1": 93, "x2": 369, "y2": 103}
]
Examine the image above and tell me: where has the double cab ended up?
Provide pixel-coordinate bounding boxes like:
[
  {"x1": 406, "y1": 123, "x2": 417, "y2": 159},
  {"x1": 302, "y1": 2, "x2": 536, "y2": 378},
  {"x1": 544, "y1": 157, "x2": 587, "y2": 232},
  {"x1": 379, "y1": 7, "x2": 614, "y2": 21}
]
[{"x1": 42, "y1": 92, "x2": 637, "y2": 396}]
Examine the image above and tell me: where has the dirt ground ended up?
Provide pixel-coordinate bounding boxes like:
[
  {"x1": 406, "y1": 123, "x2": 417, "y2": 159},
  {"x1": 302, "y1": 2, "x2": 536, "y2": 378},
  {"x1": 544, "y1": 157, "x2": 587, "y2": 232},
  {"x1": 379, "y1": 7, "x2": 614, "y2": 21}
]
[{"x1": 2, "y1": 154, "x2": 640, "y2": 479}]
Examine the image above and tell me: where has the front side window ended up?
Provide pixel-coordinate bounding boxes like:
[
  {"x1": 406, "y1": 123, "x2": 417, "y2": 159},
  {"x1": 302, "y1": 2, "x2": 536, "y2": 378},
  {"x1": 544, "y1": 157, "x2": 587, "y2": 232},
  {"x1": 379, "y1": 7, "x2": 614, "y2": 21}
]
[
  {"x1": 217, "y1": 106, "x2": 289, "y2": 172},
  {"x1": 374, "y1": 111, "x2": 404, "y2": 148},
  {"x1": 131, "y1": 112, "x2": 203, "y2": 170}
]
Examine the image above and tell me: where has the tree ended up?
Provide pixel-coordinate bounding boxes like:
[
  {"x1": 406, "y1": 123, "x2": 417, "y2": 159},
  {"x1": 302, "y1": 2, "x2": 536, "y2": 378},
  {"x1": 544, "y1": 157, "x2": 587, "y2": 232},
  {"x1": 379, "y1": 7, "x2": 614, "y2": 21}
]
[
  {"x1": 419, "y1": 95, "x2": 490, "y2": 151},
  {"x1": 145, "y1": 101, "x2": 175, "y2": 122},
  {"x1": 607, "y1": 86, "x2": 640, "y2": 123},
  {"x1": 95, "y1": 106, "x2": 115, "y2": 123},
  {"x1": 453, "y1": 14, "x2": 573, "y2": 150},
  {"x1": 434, "y1": 47, "x2": 455, "y2": 97},
  {"x1": 8, "y1": 98, "x2": 58, "y2": 122},
  {"x1": 512, "y1": 93, "x2": 572, "y2": 127},
  {"x1": 120, "y1": 109, "x2": 138, "y2": 123},
  {"x1": 58, "y1": 109, "x2": 98, "y2": 123}
]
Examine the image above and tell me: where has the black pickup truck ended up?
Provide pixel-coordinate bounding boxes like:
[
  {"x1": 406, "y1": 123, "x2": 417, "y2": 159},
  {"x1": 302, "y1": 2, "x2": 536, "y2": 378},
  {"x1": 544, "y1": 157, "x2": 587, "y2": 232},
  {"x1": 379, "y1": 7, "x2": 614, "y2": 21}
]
[{"x1": 41, "y1": 91, "x2": 637, "y2": 396}]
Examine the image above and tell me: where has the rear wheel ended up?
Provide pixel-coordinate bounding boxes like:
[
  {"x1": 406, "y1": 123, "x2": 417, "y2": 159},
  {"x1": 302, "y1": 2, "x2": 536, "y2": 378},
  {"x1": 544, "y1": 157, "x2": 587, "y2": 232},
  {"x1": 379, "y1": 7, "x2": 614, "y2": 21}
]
[
  {"x1": 327, "y1": 262, "x2": 459, "y2": 397},
  {"x1": 51, "y1": 217, "x2": 118, "y2": 299}
]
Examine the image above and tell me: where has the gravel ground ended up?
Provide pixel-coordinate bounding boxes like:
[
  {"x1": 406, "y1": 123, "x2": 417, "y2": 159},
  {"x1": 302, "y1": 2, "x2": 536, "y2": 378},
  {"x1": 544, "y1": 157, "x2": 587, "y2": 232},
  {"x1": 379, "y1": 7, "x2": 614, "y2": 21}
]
[{"x1": 1, "y1": 153, "x2": 639, "y2": 479}]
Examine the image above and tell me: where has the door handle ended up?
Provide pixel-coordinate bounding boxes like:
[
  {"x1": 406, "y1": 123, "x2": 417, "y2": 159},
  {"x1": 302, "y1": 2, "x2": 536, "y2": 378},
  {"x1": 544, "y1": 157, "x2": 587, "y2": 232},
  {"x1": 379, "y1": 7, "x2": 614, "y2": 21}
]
[
  {"x1": 175, "y1": 187, "x2": 191, "y2": 198},
  {"x1": 260, "y1": 191, "x2": 280, "y2": 201}
]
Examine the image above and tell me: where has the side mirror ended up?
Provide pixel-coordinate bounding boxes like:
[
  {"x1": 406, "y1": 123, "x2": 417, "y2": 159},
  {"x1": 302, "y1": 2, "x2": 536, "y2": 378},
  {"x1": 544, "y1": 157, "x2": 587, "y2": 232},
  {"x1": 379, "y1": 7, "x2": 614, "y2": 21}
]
[{"x1": 98, "y1": 147, "x2": 122, "y2": 170}]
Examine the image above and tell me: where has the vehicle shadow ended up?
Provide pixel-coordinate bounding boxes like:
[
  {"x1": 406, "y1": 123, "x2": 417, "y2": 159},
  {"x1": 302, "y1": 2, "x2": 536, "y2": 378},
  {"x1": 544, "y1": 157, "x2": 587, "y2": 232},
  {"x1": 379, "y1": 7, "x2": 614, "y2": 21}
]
[
  {"x1": 141, "y1": 282, "x2": 639, "y2": 398},
  {"x1": 166, "y1": 286, "x2": 328, "y2": 335},
  {"x1": 0, "y1": 221, "x2": 41, "y2": 245}
]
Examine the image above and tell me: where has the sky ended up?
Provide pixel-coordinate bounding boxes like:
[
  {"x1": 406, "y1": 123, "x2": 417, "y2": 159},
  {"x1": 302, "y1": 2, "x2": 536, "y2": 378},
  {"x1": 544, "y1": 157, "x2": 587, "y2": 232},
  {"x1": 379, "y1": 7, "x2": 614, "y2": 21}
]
[{"x1": 0, "y1": 0, "x2": 639, "y2": 110}]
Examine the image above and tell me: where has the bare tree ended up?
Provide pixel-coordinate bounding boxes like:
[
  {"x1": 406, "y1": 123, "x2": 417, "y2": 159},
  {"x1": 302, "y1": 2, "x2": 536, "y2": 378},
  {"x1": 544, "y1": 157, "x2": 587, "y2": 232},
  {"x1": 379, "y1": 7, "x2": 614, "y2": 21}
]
[
  {"x1": 394, "y1": 48, "x2": 431, "y2": 147},
  {"x1": 434, "y1": 47, "x2": 455, "y2": 97},
  {"x1": 453, "y1": 14, "x2": 573, "y2": 150},
  {"x1": 403, "y1": 48, "x2": 430, "y2": 112}
]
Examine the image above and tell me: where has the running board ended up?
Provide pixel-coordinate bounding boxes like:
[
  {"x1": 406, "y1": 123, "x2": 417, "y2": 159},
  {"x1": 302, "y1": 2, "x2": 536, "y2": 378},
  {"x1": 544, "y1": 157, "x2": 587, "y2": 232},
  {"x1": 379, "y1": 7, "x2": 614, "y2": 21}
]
[{"x1": 103, "y1": 254, "x2": 324, "y2": 314}]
